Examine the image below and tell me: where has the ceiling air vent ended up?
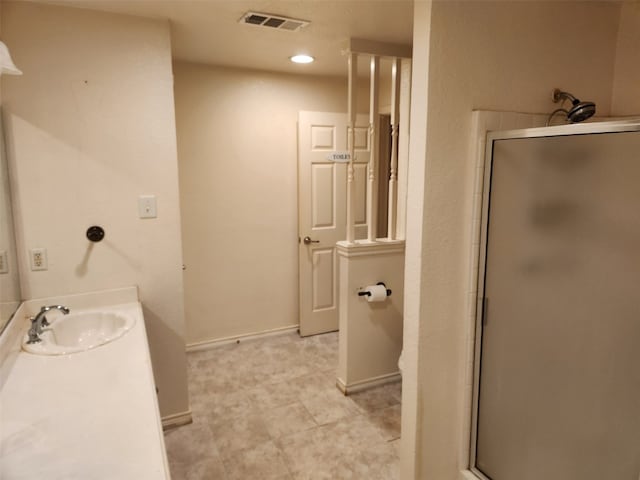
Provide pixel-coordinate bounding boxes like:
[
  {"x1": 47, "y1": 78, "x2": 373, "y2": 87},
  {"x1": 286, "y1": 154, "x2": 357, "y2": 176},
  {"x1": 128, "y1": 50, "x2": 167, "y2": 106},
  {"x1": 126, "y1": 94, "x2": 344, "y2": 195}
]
[{"x1": 240, "y1": 12, "x2": 310, "y2": 32}]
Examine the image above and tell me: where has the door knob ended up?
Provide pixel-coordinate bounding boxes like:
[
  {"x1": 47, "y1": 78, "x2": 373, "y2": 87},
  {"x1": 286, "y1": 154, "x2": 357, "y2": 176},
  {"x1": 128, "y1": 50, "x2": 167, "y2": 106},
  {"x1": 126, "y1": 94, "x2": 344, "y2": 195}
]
[{"x1": 303, "y1": 236, "x2": 320, "y2": 245}]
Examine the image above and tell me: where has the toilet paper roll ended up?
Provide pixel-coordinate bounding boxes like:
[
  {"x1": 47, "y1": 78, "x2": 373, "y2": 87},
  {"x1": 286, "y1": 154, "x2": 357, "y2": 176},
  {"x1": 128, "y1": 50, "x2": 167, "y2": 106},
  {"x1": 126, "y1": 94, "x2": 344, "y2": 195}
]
[{"x1": 364, "y1": 284, "x2": 388, "y2": 303}]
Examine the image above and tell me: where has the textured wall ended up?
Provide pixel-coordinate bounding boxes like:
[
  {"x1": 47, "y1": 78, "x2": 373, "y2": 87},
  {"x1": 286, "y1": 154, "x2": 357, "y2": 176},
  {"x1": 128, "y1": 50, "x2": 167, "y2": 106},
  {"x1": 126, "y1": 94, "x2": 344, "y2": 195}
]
[
  {"x1": 403, "y1": 2, "x2": 621, "y2": 478},
  {"x1": 337, "y1": 243, "x2": 404, "y2": 390},
  {"x1": 2, "y1": 2, "x2": 189, "y2": 418},
  {"x1": 612, "y1": 2, "x2": 640, "y2": 116},
  {"x1": 174, "y1": 62, "x2": 362, "y2": 345}
]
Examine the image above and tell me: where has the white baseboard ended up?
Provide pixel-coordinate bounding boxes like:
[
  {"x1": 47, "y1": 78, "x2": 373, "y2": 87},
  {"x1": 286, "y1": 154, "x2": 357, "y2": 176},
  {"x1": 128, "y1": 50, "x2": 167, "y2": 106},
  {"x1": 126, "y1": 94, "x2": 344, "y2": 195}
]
[
  {"x1": 336, "y1": 371, "x2": 401, "y2": 395},
  {"x1": 186, "y1": 324, "x2": 299, "y2": 352},
  {"x1": 161, "y1": 410, "x2": 193, "y2": 431}
]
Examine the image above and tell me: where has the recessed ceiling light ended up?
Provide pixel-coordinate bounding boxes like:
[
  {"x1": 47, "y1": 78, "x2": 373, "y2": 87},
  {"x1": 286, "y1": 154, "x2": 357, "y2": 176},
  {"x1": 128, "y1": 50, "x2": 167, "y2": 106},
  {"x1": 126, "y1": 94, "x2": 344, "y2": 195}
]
[{"x1": 290, "y1": 54, "x2": 314, "y2": 64}]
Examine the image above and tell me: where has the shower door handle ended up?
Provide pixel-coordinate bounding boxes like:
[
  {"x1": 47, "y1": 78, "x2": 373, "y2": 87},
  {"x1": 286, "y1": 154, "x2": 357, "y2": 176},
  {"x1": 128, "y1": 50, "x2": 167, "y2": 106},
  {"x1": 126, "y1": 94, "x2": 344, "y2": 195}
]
[
  {"x1": 482, "y1": 297, "x2": 489, "y2": 325},
  {"x1": 303, "y1": 236, "x2": 320, "y2": 245}
]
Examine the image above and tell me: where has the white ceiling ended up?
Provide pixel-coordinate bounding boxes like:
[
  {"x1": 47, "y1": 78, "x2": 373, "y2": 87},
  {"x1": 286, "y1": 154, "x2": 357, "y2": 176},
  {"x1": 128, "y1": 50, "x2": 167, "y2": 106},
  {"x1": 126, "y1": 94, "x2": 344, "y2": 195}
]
[{"x1": 40, "y1": 0, "x2": 414, "y2": 77}]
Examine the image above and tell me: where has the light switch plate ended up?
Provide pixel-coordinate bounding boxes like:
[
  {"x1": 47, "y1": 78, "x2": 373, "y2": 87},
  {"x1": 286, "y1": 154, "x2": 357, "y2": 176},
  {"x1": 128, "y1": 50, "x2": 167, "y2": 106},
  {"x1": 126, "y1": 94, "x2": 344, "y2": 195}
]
[{"x1": 138, "y1": 195, "x2": 157, "y2": 219}]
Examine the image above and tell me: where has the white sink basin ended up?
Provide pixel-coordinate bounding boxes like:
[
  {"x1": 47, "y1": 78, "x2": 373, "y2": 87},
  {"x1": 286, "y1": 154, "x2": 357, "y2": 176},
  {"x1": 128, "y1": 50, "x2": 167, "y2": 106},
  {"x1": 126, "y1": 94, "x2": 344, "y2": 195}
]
[{"x1": 23, "y1": 311, "x2": 135, "y2": 355}]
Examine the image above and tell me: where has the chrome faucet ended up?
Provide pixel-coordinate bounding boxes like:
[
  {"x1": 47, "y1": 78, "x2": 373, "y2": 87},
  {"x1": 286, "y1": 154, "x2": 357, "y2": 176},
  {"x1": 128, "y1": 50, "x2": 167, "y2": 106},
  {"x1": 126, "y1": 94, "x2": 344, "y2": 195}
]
[{"x1": 26, "y1": 305, "x2": 70, "y2": 344}]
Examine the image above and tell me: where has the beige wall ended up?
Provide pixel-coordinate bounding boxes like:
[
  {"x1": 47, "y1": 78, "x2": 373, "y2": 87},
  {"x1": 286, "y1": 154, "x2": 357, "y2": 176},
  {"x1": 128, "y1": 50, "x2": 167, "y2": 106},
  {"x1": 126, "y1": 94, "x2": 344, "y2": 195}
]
[
  {"x1": 400, "y1": 2, "x2": 432, "y2": 477},
  {"x1": 0, "y1": 2, "x2": 2, "y2": 102},
  {"x1": 337, "y1": 243, "x2": 404, "y2": 391},
  {"x1": 1, "y1": 2, "x2": 189, "y2": 417},
  {"x1": 612, "y1": 1, "x2": 640, "y2": 115},
  {"x1": 404, "y1": 2, "x2": 621, "y2": 478},
  {"x1": 174, "y1": 62, "x2": 361, "y2": 345}
]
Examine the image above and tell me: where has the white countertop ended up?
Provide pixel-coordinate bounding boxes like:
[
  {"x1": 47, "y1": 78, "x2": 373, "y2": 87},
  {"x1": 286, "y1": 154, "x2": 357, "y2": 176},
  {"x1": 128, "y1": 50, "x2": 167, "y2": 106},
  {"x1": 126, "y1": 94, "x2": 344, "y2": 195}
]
[{"x1": 0, "y1": 292, "x2": 170, "y2": 479}]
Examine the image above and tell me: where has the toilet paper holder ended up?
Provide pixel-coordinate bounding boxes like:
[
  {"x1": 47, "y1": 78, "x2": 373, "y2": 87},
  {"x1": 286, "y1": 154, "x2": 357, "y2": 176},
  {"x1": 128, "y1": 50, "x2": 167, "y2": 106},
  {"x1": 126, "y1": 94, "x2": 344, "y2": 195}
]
[{"x1": 358, "y1": 282, "x2": 392, "y2": 297}]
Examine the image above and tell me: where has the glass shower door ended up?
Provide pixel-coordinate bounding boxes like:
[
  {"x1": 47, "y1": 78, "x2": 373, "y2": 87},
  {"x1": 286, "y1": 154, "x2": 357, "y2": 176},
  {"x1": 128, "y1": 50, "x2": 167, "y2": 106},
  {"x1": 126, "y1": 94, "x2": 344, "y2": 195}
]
[{"x1": 474, "y1": 128, "x2": 640, "y2": 480}]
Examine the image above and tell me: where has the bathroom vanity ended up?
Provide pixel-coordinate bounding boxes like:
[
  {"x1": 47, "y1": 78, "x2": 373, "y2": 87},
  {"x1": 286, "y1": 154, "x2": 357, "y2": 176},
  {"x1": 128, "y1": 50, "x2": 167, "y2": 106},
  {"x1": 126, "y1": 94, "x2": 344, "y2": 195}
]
[{"x1": 0, "y1": 287, "x2": 170, "y2": 479}]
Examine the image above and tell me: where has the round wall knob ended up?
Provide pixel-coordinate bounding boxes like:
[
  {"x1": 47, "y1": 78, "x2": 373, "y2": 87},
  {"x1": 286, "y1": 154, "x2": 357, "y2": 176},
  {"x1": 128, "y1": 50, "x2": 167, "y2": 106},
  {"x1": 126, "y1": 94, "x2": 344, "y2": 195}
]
[{"x1": 86, "y1": 226, "x2": 105, "y2": 242}]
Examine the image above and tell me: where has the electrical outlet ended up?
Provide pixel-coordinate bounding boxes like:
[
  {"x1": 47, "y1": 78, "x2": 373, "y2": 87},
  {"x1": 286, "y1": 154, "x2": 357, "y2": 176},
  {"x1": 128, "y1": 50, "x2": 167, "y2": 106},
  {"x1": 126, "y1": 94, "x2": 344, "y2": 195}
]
[
  {"x1": 30, "y1": 248, "x2": 48, "y2": 271},
  {"x1": 0, "y1": 250, "x2": 7, "y2": 274}
]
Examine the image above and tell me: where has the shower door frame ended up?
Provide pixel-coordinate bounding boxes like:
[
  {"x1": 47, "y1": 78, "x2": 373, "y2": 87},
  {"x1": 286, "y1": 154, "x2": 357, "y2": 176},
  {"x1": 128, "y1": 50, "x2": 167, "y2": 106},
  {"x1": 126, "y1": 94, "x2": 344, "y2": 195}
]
[{"x1": 469, "y1": 119, "x2": 640, "y2": 480}]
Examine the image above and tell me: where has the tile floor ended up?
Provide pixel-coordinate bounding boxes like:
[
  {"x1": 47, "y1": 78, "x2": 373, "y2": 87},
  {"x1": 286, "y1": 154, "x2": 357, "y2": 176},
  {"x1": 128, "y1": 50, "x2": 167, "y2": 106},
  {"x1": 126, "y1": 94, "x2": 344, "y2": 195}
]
[{"x1": 164, "y1": 331, "x2": 401, "y2": 479}]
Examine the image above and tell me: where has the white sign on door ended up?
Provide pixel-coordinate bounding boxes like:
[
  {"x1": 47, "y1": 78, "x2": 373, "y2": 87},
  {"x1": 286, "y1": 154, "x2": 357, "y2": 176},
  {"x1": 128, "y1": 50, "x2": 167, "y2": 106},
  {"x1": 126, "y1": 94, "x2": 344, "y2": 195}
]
[{"x1": 326, "y1": 151, "x2": 354, "y2": 163}]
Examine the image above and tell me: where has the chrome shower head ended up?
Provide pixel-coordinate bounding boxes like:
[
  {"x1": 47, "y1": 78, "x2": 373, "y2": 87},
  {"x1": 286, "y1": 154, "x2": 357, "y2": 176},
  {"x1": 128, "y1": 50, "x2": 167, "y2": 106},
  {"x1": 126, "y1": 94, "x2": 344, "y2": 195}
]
[
  {"x1": 549, "y1": 88, "x2": 596, "y2": 125},
  {"x1": 566, "y1": 100, "x2": 596, "y2": 123}
]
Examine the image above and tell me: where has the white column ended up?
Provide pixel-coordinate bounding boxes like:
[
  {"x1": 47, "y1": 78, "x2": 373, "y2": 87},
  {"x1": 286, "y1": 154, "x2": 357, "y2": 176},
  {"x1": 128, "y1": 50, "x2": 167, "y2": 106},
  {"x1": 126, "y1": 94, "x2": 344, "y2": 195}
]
[
  {"x1": 396, "y1": 59, "x2": 412, "y2": 240},
  {"x1": 346, "y1": 52, "x2": 357, "y2": 244},
  {"x1": 387, "y1": 58, "x2": 401, "y2": 240},
  {"x1": 367, "y1": 55, "x2": 380, "y2": 242}
]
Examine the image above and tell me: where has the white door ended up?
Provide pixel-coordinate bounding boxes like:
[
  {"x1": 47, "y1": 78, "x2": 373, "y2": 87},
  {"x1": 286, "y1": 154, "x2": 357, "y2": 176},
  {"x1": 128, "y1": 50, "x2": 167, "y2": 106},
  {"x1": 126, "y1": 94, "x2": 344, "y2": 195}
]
[{"x1": 297, "y1": 111, "x2": 370, "y2": 336}]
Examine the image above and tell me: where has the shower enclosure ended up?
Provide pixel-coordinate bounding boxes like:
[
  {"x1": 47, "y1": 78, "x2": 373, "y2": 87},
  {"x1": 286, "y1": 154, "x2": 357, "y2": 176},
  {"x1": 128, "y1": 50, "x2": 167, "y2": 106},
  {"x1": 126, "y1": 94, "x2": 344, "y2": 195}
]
[{"x1": 471, "y1": 121, "x2": 640, "y2": 480}]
